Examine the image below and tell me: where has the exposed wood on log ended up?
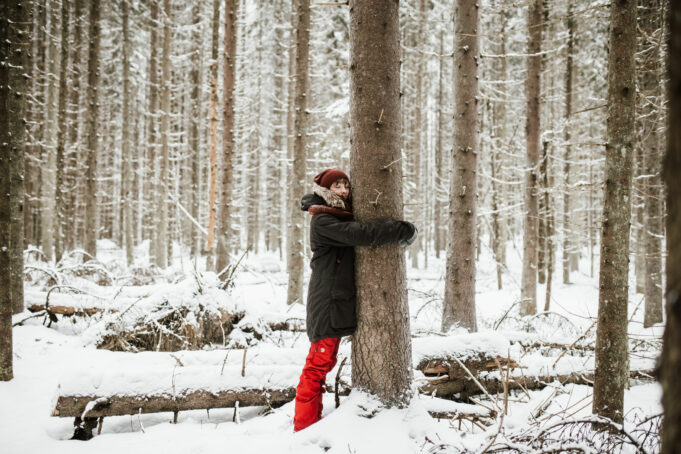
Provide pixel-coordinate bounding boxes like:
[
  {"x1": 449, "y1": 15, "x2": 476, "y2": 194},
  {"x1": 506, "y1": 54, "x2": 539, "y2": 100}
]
[
  {"x1": 418, "y1": 368, "x2": 655, "y2": 400},
  {"x1": 417, "y1": 354, "x2": 519, "y2": 378},
  {"x1": 28, "y1": 304, "x2": 104, "y2": 317},
  {"x1": 53, "y1": 388, "x2": 296, "y2": 418}
]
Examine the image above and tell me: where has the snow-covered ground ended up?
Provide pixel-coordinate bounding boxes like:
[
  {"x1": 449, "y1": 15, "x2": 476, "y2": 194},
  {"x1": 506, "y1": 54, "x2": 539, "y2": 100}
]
[{"x1": 0, "y1": 240, "x2": 664, "y2": 453}]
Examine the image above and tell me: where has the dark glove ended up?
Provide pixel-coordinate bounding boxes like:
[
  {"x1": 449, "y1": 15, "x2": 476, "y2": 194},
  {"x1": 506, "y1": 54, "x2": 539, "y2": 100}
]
[{"x1": 398, "y1": 222, "x2": 418, "y2": 247}]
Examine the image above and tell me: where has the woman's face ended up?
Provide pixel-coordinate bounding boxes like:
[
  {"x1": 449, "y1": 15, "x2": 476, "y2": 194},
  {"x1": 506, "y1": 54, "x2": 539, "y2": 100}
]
[{"x1": 330, "y1": 179, "x2": 350, "y2": 200}]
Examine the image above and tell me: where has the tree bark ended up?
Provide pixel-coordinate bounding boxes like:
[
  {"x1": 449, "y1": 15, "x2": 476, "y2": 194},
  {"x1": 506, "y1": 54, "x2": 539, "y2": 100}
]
[
  {"x1": 661, "y1": 3, "x2": 681, "y2": 451},
  {"x1": 189, "y1": 1, "x2": 202, "y2": 259},
  {"x1": 434, "y1": 28, "x2": 445, "y2": 260},
  {"x1": 83, "y1": 0, "x2": 101, "y2": 260},
  {"x1": 155, "y1": 0, "x2": 171, "y2": 269},
  {"x1": 520, "y1": 0, "x2": 543, "y2": 316},
  {"x1": 65, "y1": 0, "x2": 83, "y2": 252},
  {"x1": 593, "y1": 0, "x2": 636, "y2": 424},
  {"x1": 562, "y1": 0, "x2": 574, "y2": 285},
  {"x1": 1, "y1": 0, "x2": 31, "y2": 380},
  {"x1": 121, "y1": 0, "x2": 133, "y2": 266},
  {"x1": 205, "y1": 0, "x2": 220, "y2": 267},
  {"x1": 442, "y1": 0, "x2": 479, "y2": 332},
  {"x1": 146, "y1": 0, "x2": 160, "y2": 265},
  {"x1": 285, "y1": 0, "x2": 309, "y2": 305},
  {"x1": 54, "y1": 0, "x2": 69, "y2": 262},
  {"x1": 638, "y1": 0, "x2": 663, "y2": 328},
  {"x1": 215, "y1": 0, "x2": 238, "y2": 274},
  {"x1": 349, "y1": 0, "x2": 412, "y2": 406}
]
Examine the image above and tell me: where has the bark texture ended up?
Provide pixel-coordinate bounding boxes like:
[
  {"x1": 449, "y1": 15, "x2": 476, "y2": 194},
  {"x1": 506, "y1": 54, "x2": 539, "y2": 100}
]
[
  {"x1": 638, "y1": 0, "x2": 664, "y2": 328},
  {"x1": 84, "y1": 0, "x2": 101, "y2": 260},
  {"x1": 205, "y1": 0, "x2": 220, "y2": 264},
  {"x1": 593, "y1": 0, "x2": 636, "y2": 424},
  {"x1": 216, "y1": 0, "x2": 238, "y2": 273},
  {"x1": 156, "y1": 0, "x2": 171, "y2": 269},
  {"x1": 122, "y1": 0, "x2": 133, "y2": 266},
  {"x1": 54, "y1": 0, "x2": 69, "y2": 262},
  {"x1": 520, "y1": 0, "x2": 543, "y2": 316},
  {"x1": 286, "y1": 0, "x2": 309, "y2": 305},
  {"x1": 661, "y1": 1, "x2": 681, "y2": 451},
  {"x1": 1, "y1": 0, "x2": 31, "y2": 380},
  {"x1": 442, "y1": 0, "x2": 479, "y2": 332},
  {"x1": 349, "y1": 0, "x2": 413, "y2": 407},
  {"x1": 562, "y1": 0, "x2": 574, "y2": 285}
]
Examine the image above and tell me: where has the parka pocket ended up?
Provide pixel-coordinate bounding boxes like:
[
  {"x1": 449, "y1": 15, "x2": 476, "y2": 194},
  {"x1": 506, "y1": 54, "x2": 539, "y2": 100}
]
[{"x1": 329, "y1": 297, "x2": 356, "y2": 330}]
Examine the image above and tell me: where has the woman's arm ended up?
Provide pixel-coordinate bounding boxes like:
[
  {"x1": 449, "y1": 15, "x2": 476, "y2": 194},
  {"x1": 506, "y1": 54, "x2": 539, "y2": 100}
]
[{"x1": 311, "y1": 214, "x2": 415, "y2": 248}]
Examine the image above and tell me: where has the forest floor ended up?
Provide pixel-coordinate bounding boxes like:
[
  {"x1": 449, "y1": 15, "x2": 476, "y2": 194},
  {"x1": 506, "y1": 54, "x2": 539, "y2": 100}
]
[{"x1": 0, "y1": 239, "x2": 664, "y2": 453}]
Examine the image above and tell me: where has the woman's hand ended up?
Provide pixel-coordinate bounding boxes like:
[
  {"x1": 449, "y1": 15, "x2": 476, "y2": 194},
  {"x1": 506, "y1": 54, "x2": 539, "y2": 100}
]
[{"x1": 398, "y1": 222, "x2": 418, "y2": 247}]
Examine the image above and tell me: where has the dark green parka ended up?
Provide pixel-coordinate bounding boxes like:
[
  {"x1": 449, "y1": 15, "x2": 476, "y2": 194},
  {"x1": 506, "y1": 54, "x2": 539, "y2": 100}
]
[{"x1": 300, "y1": 188, "x2": 415, "y2": 342}]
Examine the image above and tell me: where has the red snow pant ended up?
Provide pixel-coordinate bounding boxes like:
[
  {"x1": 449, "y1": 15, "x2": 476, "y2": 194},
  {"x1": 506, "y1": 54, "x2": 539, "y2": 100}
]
[{"x1": 293, "y1": 337, "x2": 341, "y2": 432}]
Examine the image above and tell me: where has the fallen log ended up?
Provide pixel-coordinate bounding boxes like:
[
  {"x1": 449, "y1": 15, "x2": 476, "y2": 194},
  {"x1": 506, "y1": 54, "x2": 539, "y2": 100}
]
[
  {"x1": 418, "y1": 368, "x2": 656, "y2": 400},
  {"x1": 417, "y1": 353, "x2": 519, "y2": 378},
  {"x1": 53, "y1": 387, "x2": 297, "y2": 418},
  {"x1": 28, "y1": 304, "x2": 104, "y2": 317}
]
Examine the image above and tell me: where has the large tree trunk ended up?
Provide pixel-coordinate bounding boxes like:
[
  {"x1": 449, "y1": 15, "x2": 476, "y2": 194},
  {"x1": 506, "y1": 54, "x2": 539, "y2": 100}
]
[
  {"x1": 593, "y1": 0, "x2": 636, "y2": 424},
  {"x1": 285, "y1": 0, "x2": 309, "y2": 306},
  {"x1": 442, "y1": 0, "x2": 479, "y2": 332},
  {"x1": 83, "y1": 0, "x2": 101, "y2": 260},
  {"x1": 520, "y1": 0, "x2": 543, "y2": 316},
  {"x1": 638, "y1": 0, "x2": 664, "y2": 327},
  {"x1": 1, "y1": 0, "x2": 31, "y2": 380},
  {"x1": 215, "y1": 0, "x2": 238, "y2": 274},
  {"x1": 349, "y1": 0, "x2": 412, "y2": 406},
  {"x1": 661, "y1": 3, "x2": 681, "y2": 451}
]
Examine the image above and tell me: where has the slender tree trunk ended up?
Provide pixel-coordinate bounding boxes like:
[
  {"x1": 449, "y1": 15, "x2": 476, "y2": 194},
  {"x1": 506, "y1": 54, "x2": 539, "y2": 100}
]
[
  {"x1": 562, "y1": 0, "x2": 574, "y2": 285},
  {"x1": 155, "y1": 0, "x2": 171, "y2": 268},
  {"x1": 121, "y1": 0, "x2": 133, "y2": 266},
  {"x1": 40, "y1": 0, "x2": 59, "y2": 261},
  {"x1": 189, "y1": 1, "x2": 202, "y2": 259},
  {"x1": 215, "y1": 0, "x2": 238, "y2": 274},
  {"x1": 1, "y1": 0, "x2": 31, "y2": 380},
  {"x1": 520, "y1": 0, "x2": 543, "y2": 316},
  {"x1": 146, "y1": 0, "x2": 160, "y2": 265},
  {"x1": 434, "y1": 28, "x2": 445, "y2": 260},
  {"x1": 442, "y1": 0, "x2": 479, "y2": 332},
  {"x1": 54, "y1": 0, "x2": 69, "y2": 262},
  {"x1": 65, "y1": 0, "x2": 83, "y2": 252},
  {"x1": 84, "y1": 0, "x2": 101, "y2": 260},
  {"x1": 639, "y1": 0, "x2": 663, "y2": 327},
  {"x1": 286, "y1": 0, "x2": 309, "y2": 305},
  {"x1": 205, "y1": 0, "x2": 220, "y2": 268},
  {"x1": 349, "y1": 0, "x2": 412, "y2": 407},
  {"x1": 593, "y1": 0, "x2": 636, "y2": 424},
  {"x1": 661, "y1": 3, "x2": 681, "y2": 450},
  {"x1": 284, "y1": 0, "x2": 297, "y2": 272}
]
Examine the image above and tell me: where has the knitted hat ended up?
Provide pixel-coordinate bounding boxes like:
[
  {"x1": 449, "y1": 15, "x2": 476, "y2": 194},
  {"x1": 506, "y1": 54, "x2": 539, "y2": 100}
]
[{"x1": 313, "y1": 169, "x2": 350, "y2": 189}]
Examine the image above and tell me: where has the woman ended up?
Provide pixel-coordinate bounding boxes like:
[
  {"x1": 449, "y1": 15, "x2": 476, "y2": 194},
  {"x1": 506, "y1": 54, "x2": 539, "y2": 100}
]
[{"x1": 293, "y1": 168, "x2": 417, "y2": 432}]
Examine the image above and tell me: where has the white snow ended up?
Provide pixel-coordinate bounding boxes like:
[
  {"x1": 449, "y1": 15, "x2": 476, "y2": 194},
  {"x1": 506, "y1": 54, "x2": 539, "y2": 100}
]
[{"x1": 1, "y1": 240, "x2": 664, "y2": 453}]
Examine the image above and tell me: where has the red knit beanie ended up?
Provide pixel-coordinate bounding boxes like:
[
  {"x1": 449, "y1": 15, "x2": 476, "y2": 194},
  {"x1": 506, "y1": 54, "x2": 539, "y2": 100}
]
[{"x1": 313, "y1": 169, "x2": 349, "y2": 189}]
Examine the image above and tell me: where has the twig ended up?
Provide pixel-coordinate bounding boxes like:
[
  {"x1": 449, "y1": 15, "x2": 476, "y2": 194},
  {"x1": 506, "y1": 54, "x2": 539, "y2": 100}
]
[
  {"x1": 335, "y1": 357, "x2": 348, "y2": 408},
  {"x1": 552, "y1": 320, "x2": 597, "y2": 369},
  {"x1": 451, "y1": 356, "x2": 500, "y2": 410},
  {"x1": 241, "y1": 347, "x2": 248, "y2": 377}
]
